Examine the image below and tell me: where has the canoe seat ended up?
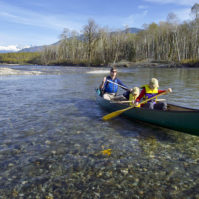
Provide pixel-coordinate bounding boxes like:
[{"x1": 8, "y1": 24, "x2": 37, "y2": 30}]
[{"x1": 156, "y1": 99, "x2": 166, "y2": 102}]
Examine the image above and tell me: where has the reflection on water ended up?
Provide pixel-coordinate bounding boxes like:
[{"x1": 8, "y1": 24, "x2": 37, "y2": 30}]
[{"x1": 0, "y1": 65, "x2": 199, "y2": 198}]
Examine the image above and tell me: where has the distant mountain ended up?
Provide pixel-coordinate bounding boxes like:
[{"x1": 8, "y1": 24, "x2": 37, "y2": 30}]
[
  {"x1": 123, "y1": 27, "x2": 142, "y2": 33},
  {"x1": 18, "y1": 27, "x2": 142, "y2": 53},
  {"x1": 18, "y1": 41, "x2": 60, "y2": 53},
  {"x1": 18, "y1": 45, "x2": 46, "y2": 53}
]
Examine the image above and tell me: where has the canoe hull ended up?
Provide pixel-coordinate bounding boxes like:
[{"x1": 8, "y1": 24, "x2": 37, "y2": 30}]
[{"x1": 97, "y1": 94, "x2": 199, "y2": 136}]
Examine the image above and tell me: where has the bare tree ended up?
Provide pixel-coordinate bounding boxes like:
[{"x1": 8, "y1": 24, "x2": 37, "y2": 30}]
[
  {"x1": 191, "y1": 3, "x2": 199, "y2": 20},
  {"x1": 83, "y1": 19, "x2": 99, "y2": 65}
]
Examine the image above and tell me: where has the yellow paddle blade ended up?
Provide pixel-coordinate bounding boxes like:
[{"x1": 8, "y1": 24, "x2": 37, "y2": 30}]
[{"x1": 102, "y1": 106, "x2": 133, "y2": 121}]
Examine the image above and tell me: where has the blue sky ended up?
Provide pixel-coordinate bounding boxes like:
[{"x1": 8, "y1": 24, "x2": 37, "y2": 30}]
[{"x1": 0, "y1": 0, "x2": 198, "y2": 50}]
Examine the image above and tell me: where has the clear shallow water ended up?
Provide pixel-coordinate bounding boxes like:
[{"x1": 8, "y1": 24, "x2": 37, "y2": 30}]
[{"x1": 0, "y1": 65, "x2": 199, "y2": 198}]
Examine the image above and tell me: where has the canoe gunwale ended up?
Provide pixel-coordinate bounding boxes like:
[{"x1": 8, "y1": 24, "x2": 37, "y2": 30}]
[
  {"x1": 103, "y1": 98, "x2": 199, "y2": 113},
  {"x1": 96, "y1": 93, "x2": 199, "y2": 136}
]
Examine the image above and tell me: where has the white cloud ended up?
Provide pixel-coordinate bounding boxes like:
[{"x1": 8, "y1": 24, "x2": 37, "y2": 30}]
[
  {"x1": 0, "y1": 45, "x2": 20, "y2": 51},
  {"x1": 144, "y1": 0, "x2": 198, "y2": 6},
  {"x1": 0, "y1": 45, "x2": 30, "y2": 52}
]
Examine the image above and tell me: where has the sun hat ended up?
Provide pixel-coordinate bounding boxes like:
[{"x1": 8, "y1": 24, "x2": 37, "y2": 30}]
[{"x1": 149, "y1": 78, "x2": 159, "y2": 88}]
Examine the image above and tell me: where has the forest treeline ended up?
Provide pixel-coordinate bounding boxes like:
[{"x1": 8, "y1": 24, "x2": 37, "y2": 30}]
[
  {"x1": 0, "y1": 52, "x2": 42, "y2": 65},
  {"x1": 1, "y1": 3, "x2": 199, "y2": 67}
]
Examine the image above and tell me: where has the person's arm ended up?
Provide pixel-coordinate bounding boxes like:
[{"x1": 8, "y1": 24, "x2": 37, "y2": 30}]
[
  {"x1": 157, "y1": 89, "x2": 166, "y2": 94},
  {"x1": 136, "y1": 88, "x2": 145, "y2": 102},
  {"x1": 117, "y1": 78, "x2": 128, "y2": 90},
  {"x1": 158, "y1": 88, "x2": 172, "y2": 94},
  {"x1": 123, "y1": 90, "x2": 130, "y2": 99},
  {"x1": 99, "y1": 77, "x2": 107, "y2": 90}
]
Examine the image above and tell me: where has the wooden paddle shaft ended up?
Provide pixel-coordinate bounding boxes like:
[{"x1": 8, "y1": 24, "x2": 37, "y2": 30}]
[{"x1": 111, "y1": 98, "x2": 166, "y2": 104}]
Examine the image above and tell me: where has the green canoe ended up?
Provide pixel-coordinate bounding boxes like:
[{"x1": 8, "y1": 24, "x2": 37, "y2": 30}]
[{"x1": 96, "y1": 92, "x2": 199, "y2": 136}]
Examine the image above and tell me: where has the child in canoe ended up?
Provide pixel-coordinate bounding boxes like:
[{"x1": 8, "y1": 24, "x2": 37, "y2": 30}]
[
  {"x1": 135, "y1": 78, "x2": 172, "y2": 110},
  {"x1": 123, "y1": 87, "x2": 140, "y2": 106}
]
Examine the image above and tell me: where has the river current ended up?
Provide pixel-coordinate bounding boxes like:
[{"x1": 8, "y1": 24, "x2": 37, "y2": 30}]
[{"x1": 0, "y1": 65, "x2": 199, "y2": 198}]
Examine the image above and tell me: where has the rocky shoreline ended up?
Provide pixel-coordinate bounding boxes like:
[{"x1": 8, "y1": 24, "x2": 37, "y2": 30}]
[{"x1": 1, "y1": 60, "x2": 199, "y2": 68}]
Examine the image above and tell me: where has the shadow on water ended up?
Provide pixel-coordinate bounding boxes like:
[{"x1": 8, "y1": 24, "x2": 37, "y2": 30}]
[
  {"x1": 73, "y1": 98, "x2": 182, "y2": 143},
  {"x1": 110, "y1": 116, "x2": 182, "y2": 142}
]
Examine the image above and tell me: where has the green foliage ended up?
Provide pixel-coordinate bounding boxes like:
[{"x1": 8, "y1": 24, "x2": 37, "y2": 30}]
[
  {"x1": 181, "y1": 59, "x2": 199, "y2": 64},
  {"x1": 0, "y1": 52, "x2": 42, "y2": 65}
]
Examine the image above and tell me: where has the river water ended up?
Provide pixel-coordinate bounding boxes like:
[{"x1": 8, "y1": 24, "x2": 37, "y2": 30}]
[{"x1": 0, "y1": 65, "x2": 199, "y2": 199}]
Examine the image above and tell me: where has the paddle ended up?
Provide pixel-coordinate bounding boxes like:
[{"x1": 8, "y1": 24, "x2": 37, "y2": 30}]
[
  {"x1": 102, "y1": 91, "x2": 167, "y2": 121},
  {"x1": 106, "y1": 79, "x2": 129, "y2": 91},
  {"x1": 110, "y1": 98, "x2": 166, "y2": 104}
]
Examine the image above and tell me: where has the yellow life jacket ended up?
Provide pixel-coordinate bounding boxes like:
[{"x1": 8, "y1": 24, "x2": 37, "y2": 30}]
[
  {"x1": 129, "y1": 93, "x2": 140, "y2": 107},
  {"x1": 142, "y1": 84, "x2": 158, "y2": 104}
]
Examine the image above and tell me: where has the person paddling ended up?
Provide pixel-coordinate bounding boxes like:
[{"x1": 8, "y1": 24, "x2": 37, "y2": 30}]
[
  {"x1": 99, "y1": 67, "x2": 127, "y2": 100},
  {"x1": 135, "y1": 78, "x2": 172, "y2": 110}
]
